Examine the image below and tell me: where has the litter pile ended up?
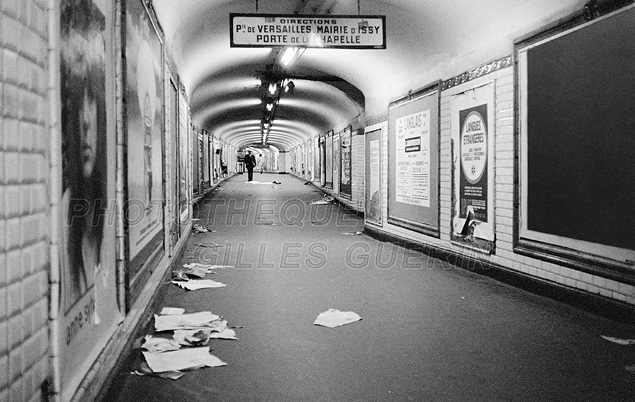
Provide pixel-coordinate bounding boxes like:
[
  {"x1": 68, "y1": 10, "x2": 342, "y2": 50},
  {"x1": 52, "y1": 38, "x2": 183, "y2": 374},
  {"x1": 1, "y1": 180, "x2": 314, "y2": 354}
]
[
  {"x1": 133, "y1": 308, "x2": 239, "y2": 379},
  {"x1": 171, "y1": 263, "x2": 233, "y2": 290},
  {"x1": 309, "y1": 195, "x2": 335, "y2": 205},
  {"x1": 192, "y1": 224, "x2": 211, "y2": 233}
]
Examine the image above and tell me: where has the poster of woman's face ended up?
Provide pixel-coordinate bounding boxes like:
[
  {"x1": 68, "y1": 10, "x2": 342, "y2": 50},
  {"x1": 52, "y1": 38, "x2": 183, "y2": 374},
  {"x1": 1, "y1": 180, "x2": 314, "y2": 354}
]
[
  {"x1": 60, "y1": 0, "x2": 107, "y2": 313},
  {"x1": 125, "y1": 0, "x2": 164, "y2": 258}
]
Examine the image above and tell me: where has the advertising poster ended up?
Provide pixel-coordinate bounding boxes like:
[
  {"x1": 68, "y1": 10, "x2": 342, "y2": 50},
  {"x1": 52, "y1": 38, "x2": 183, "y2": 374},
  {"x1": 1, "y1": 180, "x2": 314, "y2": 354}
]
[
  {"x1": 387, "y1": 86, "x2": 439, "y2": 236},
  {"x1": 340, "y1": 127, "x2": 352, "y2": 197},
  {"x1": 333, "y1": 133, "x2": 341, "y2": 194},
  {"x1": 314, "y1": 137, "x2": 320, "y2": 182},
  {"x1": 59, "y1": 0, "x2": 122, "y2": 399},
  {"x1": 365, "y1": 126, "x2": 383, "y2": 224},
  {"x1": 451, "y1": 83, "x2": 495, "y2": 241},
  {"x1": 395, "y1": 110, "x2": 430, "y2": 207},
  {"x1": 325, "y1": 131, "x2": 333, "y2": 187},
  {"x1": 179, "y1": 96, "x2": 190, "y2": 223},
  {"x1": 125, "y1": 0, "x2": 164, "y2": 285},
  {"x1": 459, "y1": 105, "x2": 488, "y2": 221}
]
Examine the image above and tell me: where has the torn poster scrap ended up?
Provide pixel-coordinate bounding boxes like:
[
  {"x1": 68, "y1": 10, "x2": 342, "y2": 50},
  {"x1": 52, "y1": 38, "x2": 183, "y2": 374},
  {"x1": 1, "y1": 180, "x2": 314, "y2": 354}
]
[
  {"x1": 154, "y1": 311, "x2": 224, "y2": 332},
  {"x1": 601, "y1": 335, "x2": 635, "y2": 345},
  {"x1": 142, "y1": 347, "x2": 226, "y2": 373},
  {"x1": 314, "y1": 308, "x2": 361, "y2": 328},
  {"x1": 172, "y1": 279, "x2": 226, "y2": 290}
]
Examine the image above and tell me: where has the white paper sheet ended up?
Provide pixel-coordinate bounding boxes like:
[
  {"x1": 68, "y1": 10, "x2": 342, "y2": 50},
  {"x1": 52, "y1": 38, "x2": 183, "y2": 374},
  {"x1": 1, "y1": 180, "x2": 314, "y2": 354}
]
[
  {"x1": 154, "y1": 311, "x2": 222, "y2": 332},
  {"x1": 173, "y1": 329, "x2": 212, "y2": 346},
  {"x1": 160, "y1": 307, "x2": 185, "y2": 315},
  {"x1": 601, "y1": 335, "x2": 635, "y2": 345},
  {"x1": 141, "y1": 336, "x2": 181, "y2": 353},
  {"x1": 314, "y1": 308, "x2": 361, "y2": 328},
  {"x1": 142, "y1": 347, "x2": 226, "y2": 373},
  {"x1": 209, "y1": 328, "x2": 238, "y2": 340},
  {"x1": 172, "y1": 279, "x2": 227, "y2": 290}
]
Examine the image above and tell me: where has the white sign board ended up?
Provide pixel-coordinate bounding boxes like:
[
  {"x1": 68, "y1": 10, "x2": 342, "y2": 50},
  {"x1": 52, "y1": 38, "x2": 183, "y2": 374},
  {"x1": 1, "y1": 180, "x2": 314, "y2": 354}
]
[{"x1": 230, "y1": 14, "x2": 386, "y2": 48}]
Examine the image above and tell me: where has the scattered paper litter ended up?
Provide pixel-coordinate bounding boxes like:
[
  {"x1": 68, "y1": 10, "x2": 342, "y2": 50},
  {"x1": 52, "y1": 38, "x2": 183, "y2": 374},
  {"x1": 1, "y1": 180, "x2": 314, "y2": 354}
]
[
  {"x1": 173, "y1": 329, "x2": 213, "y2": 346},
  {"x1": 209, "y1": 328, "x2": 238, "y2": 340},
  {"x1": 132, "y1": 362, "x2": 185, "y2": 380},
  {"x1": 160, "y1": 307, "x2": 185, "y2": 315},
  {"x1": 141, "y1": 336, "x2": 181, "y2": 353},
  {"x1": 183, "y1": 263, "x2": 234, "y2": 271},
  {"x1": 601, "y1": 335, "x2": 635, "y2": 345},
  {"x1": 132, "y1": 370, "x2": 185, "y2": 380},
  {"x1": 626, "y1": 364, "x2": 635, "y2": 375},
  {"x1": 142, "y1": 347, "x2": 226, "y2": 373},
  {"x1": 154, "y1": 311, "x2": 222, "y2": 332},
  {"x1": 192, "y1": 224, "x2": 210, "y2": 233},
  {"x1": 172, "y1": 279, "x2": 226, "y2": 291},
  {"x1": 314, "y1": 308, "x2": 361, "y2": 328},
  {"x1": 309, "y1": 195, "x2": 335, "y2": 205},
  {"x1": 341, "y1": 231, "x2": 363, "y2": 235}
]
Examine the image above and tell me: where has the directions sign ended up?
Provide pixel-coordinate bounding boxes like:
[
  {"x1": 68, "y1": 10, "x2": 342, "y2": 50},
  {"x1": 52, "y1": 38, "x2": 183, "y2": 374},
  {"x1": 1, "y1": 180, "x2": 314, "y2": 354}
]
[{"x1": 230, "y1": 14, "x2": 386, "y2": 49}]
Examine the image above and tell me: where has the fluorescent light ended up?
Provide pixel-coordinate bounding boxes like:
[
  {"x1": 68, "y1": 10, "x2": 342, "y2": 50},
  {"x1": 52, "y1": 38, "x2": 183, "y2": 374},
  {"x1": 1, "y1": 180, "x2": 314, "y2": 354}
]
[{"x1": 280, "y1": 47, "x2": 300, "y2": 66}]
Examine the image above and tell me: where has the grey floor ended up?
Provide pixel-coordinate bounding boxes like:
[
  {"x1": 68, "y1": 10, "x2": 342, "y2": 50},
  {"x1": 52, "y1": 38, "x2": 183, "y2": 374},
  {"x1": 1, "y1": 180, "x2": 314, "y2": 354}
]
[{"x1": 104, "y1": 173, "x2": 635, "y2": 402}]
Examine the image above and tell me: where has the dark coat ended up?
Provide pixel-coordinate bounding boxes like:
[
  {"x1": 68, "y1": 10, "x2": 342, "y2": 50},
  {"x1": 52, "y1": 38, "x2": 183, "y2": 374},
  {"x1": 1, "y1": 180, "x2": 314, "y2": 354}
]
[{"x1": 245, "y1": 154, "x2": 256, "y2": 169}]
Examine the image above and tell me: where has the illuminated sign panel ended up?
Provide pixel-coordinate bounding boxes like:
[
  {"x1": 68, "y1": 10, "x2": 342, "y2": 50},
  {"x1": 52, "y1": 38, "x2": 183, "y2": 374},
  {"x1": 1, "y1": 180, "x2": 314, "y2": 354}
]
[{"x1": 230, "y1": 14, "x2": 386, "y2": 49}]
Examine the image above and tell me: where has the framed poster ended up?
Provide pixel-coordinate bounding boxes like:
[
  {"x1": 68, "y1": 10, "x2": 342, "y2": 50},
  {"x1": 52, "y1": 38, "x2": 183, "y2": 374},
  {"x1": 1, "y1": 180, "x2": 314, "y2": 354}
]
[
  {"x1": 365, "y1": 125, "x2": 384, "y2": 225},
  {"x1": 388, "y1": 83, "x2": 440, "y2": 236},
  {"x1": 340, "y1": 126, "x2": 352, "y2": 198},
  {"x1": 314, "y1": 136, "x2": 320, "y2": 182},
  {"x1": 168, "y1": 78, "x2": 179, "y2": 251},
  {"x1": 179, "y1": 92, "x2": 190, "y2": 225},
  {"x1": 516, "y1": 5, "x2": 635, "y2": 266},
  {"x1": 125, "y1": 0, "x2": 165, "y2": 302},
  {"x1": 325, "y1": 130, "x2": 333, "y2": 187},
  {"x1": 59, "y1": 0, "x2": 122, "y2": 399},
  {"x1": 333, "y1": 132, "x2": 341, "y2": 194},
  {"x1": 451, "y1": 82, "x2": 495, "y2": 241}
]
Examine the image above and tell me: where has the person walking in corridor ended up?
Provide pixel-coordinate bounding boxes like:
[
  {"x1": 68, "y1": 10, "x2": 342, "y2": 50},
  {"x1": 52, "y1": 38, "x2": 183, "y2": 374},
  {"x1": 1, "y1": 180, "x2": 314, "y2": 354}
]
[{"x1": 245, "y1": 150, "x2": 256, "y2": 181}]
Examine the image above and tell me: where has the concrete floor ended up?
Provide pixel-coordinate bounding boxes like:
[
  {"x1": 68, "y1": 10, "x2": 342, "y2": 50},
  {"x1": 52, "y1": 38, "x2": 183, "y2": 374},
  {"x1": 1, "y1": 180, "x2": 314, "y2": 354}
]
[{"x1": 104, "y1": 173, "x2": 635, "y2": 402}]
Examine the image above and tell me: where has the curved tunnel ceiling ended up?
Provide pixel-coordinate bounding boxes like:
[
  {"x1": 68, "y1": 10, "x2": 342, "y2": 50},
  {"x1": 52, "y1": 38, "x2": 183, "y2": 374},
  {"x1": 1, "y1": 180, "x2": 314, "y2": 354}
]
[{"x1": 153, "y1": 0, "x2": 587, "y2": 151}]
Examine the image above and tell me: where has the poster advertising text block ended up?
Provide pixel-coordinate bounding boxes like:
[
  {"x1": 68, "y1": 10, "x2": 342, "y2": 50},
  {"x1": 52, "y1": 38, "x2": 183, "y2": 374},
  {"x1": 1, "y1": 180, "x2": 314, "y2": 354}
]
[
  {"x1": 395, "y1": 110, "x2": 431, "y2": 207},
  {"x1": 230, "y1": 14, "x2": 386, "y2": 48}
]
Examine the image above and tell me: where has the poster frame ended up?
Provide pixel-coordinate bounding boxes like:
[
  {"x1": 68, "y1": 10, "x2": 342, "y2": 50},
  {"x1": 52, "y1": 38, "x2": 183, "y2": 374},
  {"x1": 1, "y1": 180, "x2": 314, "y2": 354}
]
[
  {"x1": 123, "y1": 0, "x2": 166, "y2": 308},
  {"x1": 387, "y1": 81, "x2": 441, "y2": 237},
  {"x1": 365, "y1": 123, "x2": 385, "y2": 226},
  {"x1": 340, "y1": 126, "x2": 352, "y2": 199}
]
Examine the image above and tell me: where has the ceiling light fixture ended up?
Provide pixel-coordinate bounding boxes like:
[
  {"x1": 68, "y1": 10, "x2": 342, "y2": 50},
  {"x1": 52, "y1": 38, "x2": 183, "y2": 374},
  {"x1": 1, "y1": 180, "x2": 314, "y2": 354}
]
[{"x1": 279, "y1": 47, "x2": 304, "y2": 67}]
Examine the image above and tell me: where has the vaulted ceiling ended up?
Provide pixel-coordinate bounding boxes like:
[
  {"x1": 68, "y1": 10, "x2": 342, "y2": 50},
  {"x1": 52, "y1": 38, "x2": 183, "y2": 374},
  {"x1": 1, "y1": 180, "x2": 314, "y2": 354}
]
[{"x1": 152, "y1": 0, "x2": 586, "y2": 151}]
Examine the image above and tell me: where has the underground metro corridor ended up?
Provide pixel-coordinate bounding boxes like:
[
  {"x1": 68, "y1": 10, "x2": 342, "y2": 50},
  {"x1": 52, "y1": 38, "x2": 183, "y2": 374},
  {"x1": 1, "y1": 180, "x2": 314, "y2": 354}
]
[{"x1": 3, "y1": 1, "x2": 635, "y2": 401}]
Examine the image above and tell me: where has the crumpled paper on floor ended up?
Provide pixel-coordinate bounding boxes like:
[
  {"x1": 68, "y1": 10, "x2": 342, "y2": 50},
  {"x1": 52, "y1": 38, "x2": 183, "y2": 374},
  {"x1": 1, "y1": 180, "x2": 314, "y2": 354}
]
[
  {"x1": 154, "y1": 311, "x2": 224, "y2": 332},
  {"x1": 160, "y1": 307, "x2": 185, "y2": 315},
  {"x1": 141, "y1": 335, "x2": 181, "y2": 353},
  {"x1": 192, "y1": 224, "x2": 210, "y2": 233},
  {"x1": 601, "y1": 335, "x2": 635, "y2": 345},
  {"x1": 172, "y1": 279, "x2": 226, "y2": 290},
  {"x1": 314, "y1": 308, "x2": 361, "y2": 328},
  {"x1": 132, "y1": 362, "x2": 185, "y2": 380},
  {"x1": 142, "y1": 347, "x2": 226, "y2": 373},
  {"x1": 183, "y1": 263, "x2": 234, "y2": 271},
  {"x1": 309, "y1": 195, "x2": 335, "y2": 205},
  {"x1": 209, "y1": 328, "x2": 238, "y2": 340},
  {"x1": 173, "y1": 329, "x2": 213, "y2": 346}
]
